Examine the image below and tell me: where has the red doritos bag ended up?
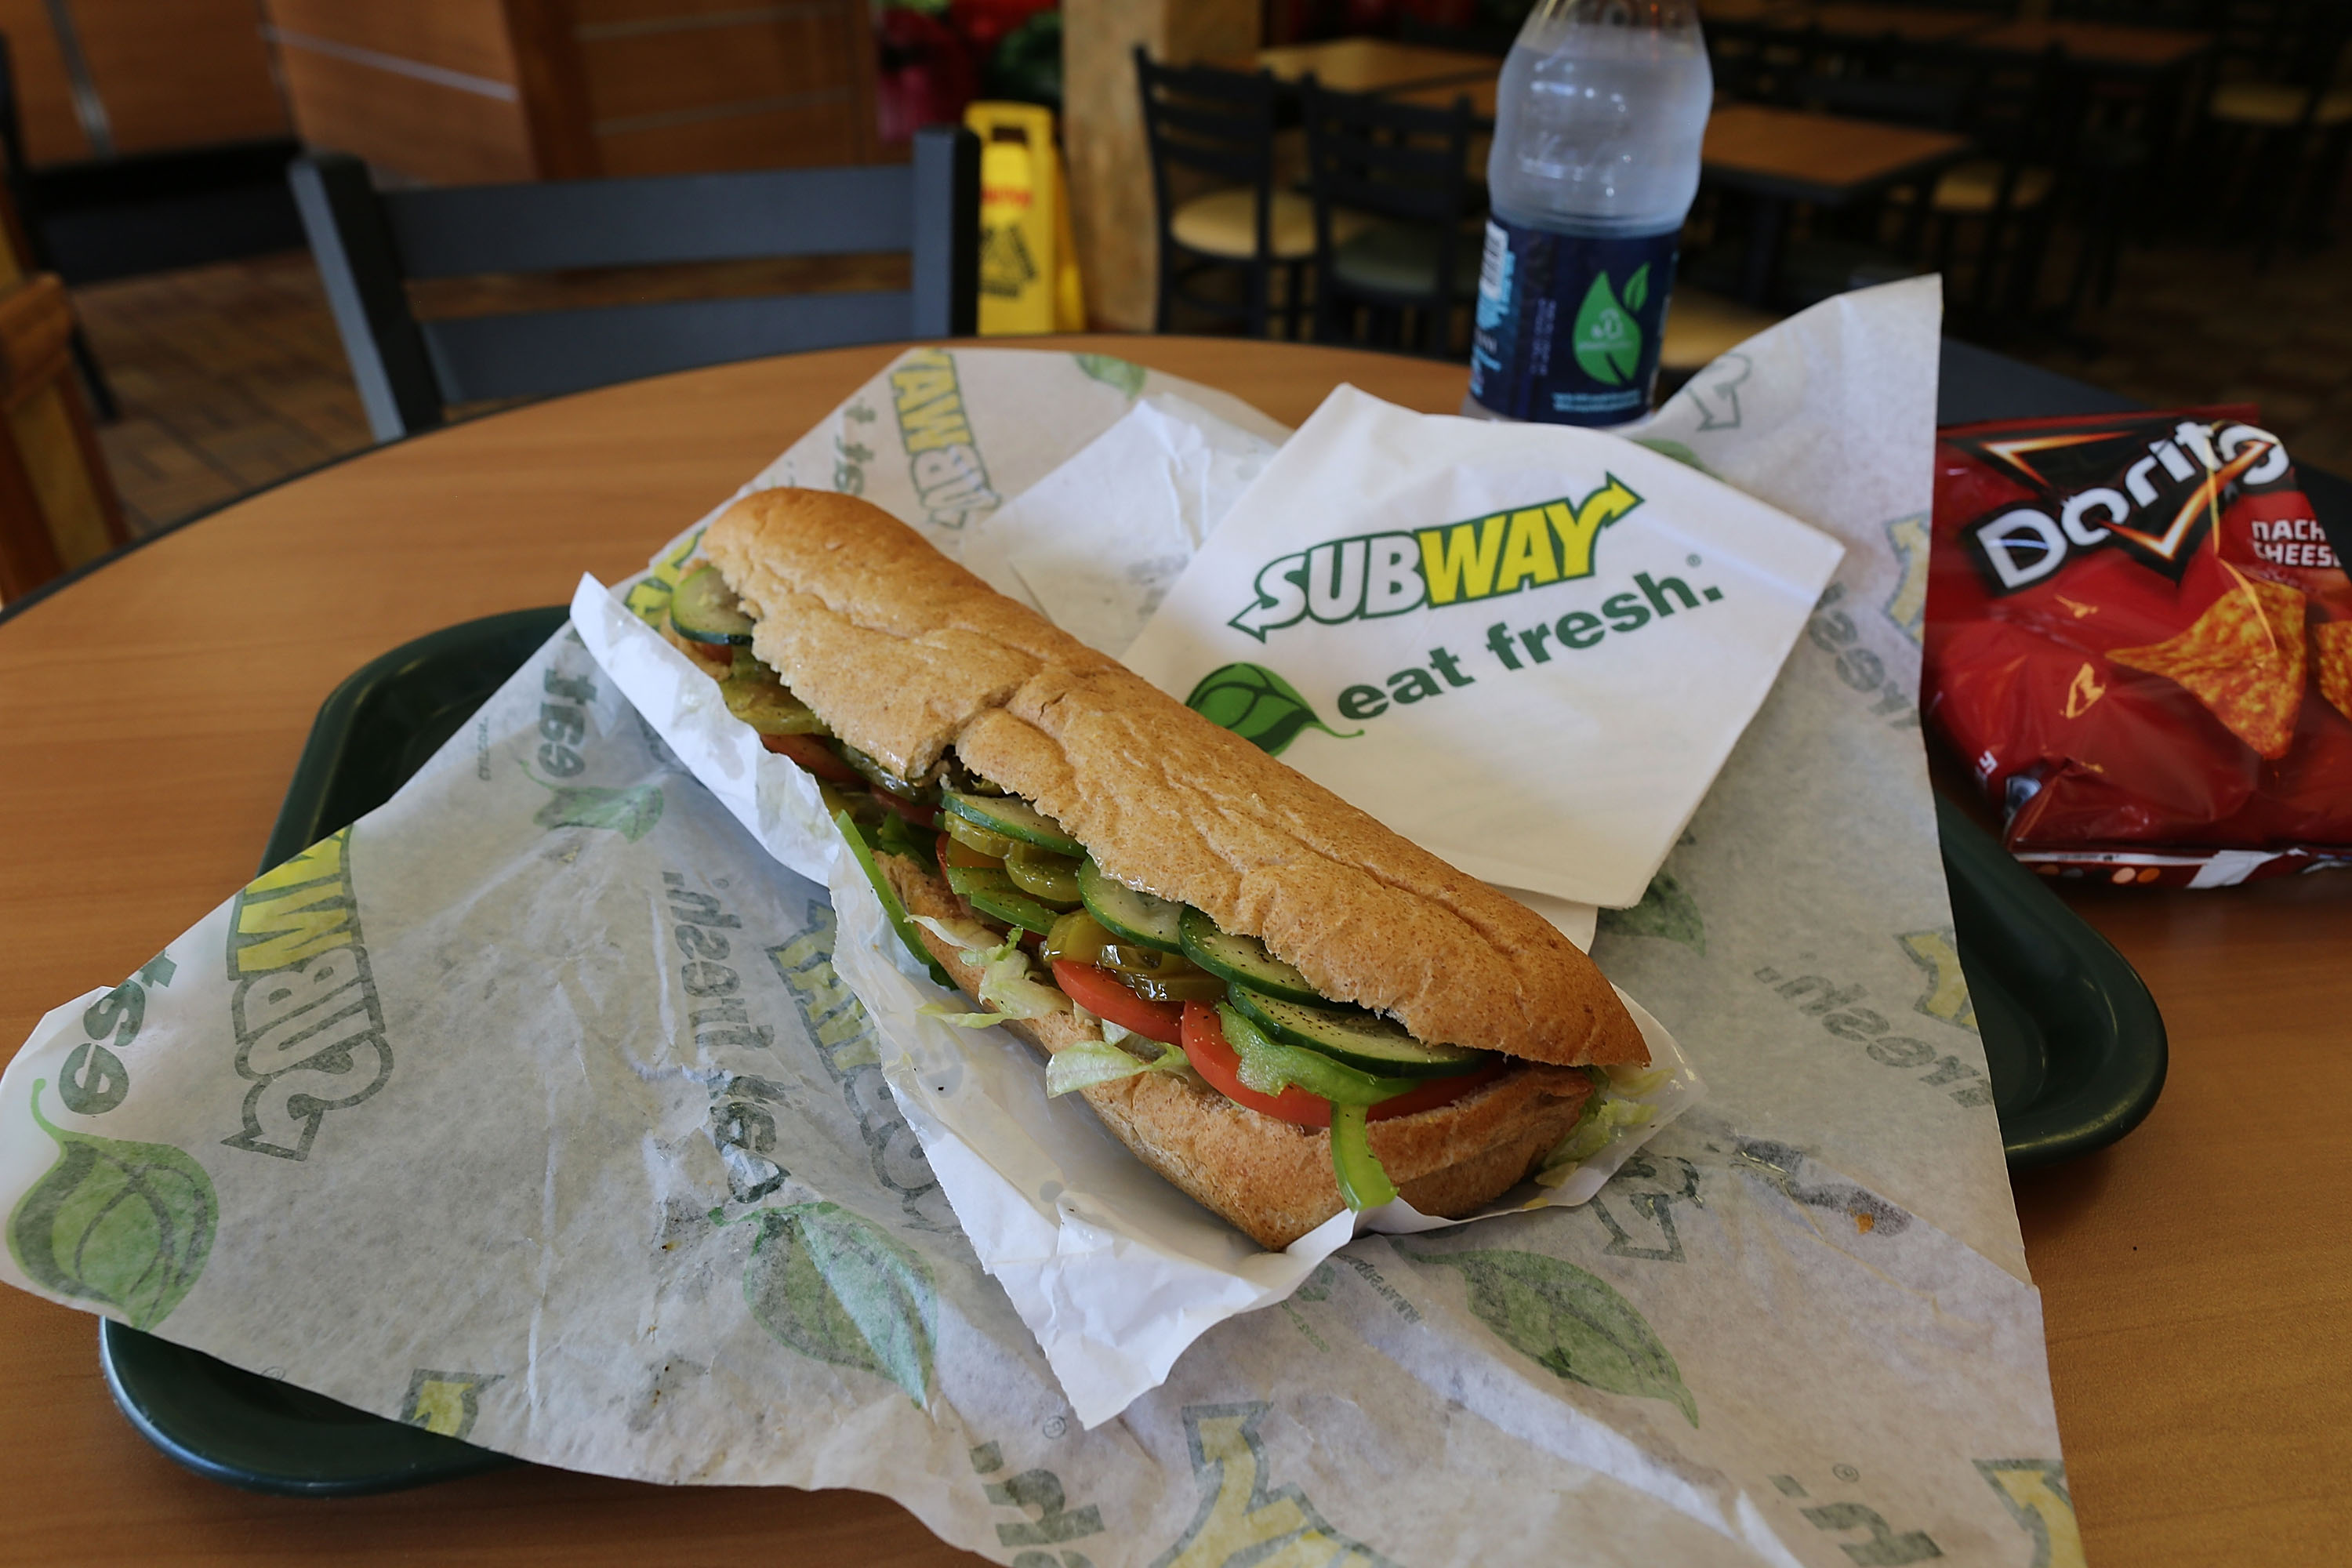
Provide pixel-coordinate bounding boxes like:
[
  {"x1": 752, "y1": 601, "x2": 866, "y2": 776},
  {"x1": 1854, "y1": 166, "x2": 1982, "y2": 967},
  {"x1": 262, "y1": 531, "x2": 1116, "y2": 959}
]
[{"x1": 1925, "y1": 406, "x2": 2352, "y2": 887}]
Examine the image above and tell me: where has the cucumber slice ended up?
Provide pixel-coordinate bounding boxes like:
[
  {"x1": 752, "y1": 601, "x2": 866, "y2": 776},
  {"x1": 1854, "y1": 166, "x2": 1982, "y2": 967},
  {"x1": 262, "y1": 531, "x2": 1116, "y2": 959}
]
[
  {"x1": 1228, "y1": 986, "x2": 1489, "y2": 1078},
  {"x1": 945, "y1": 866, "x2": 1062, "y2": 935},
  {"x1": 1079, "y1": 861, "x2": 1185, "y2": 953},
  {"x1": 671, "y1": 564, "x2": 756, "y2": 644},
  {"x1": 942, "y1": 789, "x2": 1084, "y2": 857},
  {"x1": 1178, "y1": 909, "x2": 1323, "y2": 1005}
]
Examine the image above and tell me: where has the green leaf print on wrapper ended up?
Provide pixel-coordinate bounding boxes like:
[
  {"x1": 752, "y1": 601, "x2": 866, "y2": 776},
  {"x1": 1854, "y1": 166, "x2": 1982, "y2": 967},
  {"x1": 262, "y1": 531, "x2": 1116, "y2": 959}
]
[
  {"x1": 1572, "y1": 271, "x2": 1642, "y2": 387},
  {"x1": 6, "y1": 1080, "x2": 216, "y2": 1330},
  {"x1": 1185, "y1": 663, "x2": 1363, "y2": 757},
  {"x1": 1596, "y1": 869, "x2": 1705, "y2": 954},
  {"x1": 1074, "y1": 353, "x2": 1146, "y2": 399},
  {"x1": 1413, "y1": 1247, "x2": 1697, "y2": 1425},
  {"x1": 745, "y1": 1202, "x2": 936, "y2": 1407},
  {"x1": 525, "y1": 770, "x2": 666, "y2": 841}
]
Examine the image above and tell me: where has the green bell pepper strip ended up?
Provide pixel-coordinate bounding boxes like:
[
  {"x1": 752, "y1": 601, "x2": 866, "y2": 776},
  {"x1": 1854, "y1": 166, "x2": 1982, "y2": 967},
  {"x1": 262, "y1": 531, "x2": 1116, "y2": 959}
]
[
  {"x1": 836, "y1": 808, "x2": 953, "y2": 987},
  {"x1": 1329, "y1": 1102, "x2": 1399, "y2": 1210},
  {"x1": 1218, "y1": 1004, "x2": 1418, "y2": 1211}
]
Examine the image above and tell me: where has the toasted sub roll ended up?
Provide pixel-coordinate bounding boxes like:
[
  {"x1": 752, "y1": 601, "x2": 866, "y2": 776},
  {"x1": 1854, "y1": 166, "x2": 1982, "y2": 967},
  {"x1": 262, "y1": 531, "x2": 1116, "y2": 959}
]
[
  {"x1": 695, "y1": 487, "x2": 1645, "y2": 1248},
  {"x1": 703, "y1": 488, "x2": 1644, "y2": 1066}
]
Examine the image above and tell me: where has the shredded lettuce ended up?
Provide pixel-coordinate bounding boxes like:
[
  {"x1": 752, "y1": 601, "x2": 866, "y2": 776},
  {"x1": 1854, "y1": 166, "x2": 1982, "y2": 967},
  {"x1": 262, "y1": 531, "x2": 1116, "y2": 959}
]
[
  {"x1": 910, "y1": 916, "x2": 1068, "y2": 1027},
  {"x1": 1605, "y1": 1062, "x2": 1674, "y2": 1098},
  {"x1": 1537, "y1": 1094, "x2": 1660, "y2": 1185},
  {"x1": 911, "y1": 913, "x2": 1001, "y2": 961},
  {"x1": 1044, "y1": 1034, "x2": 1198, "y2": 1096},
  {"x1": 1047, "y1": 1038, "x2": 1152, "y2": 1094}
]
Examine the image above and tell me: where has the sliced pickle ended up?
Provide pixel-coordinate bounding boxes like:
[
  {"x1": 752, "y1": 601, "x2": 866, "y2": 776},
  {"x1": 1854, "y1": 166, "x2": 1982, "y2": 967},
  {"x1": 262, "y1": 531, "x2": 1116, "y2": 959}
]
[
  {"x1": 841, "y1": 744, "x2": 932, "y2": 801},
  {"x1": 1120, "y1": 970, "x2": 1231, "y2": 1004},
  {"x1": 1040, "y1": 910, "x2": 1113, "y2": 967},
  {"x1": 720, "y1": 674, "x2": 827, "y2": 735},
  {"x1": 941, "y1": 789, "x2": 1085, "y2": 857},
  {"x1": 942, "y1": 811, "x2": 1017, "y2": 858},
  {"x1": 1004, "y1": 844, "x2": 1083, "y2": 906}
]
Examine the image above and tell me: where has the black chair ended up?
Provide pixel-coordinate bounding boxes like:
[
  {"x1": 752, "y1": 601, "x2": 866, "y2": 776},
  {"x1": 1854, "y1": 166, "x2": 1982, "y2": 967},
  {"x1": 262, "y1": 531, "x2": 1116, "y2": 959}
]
[
  {"x1": 1298, "y1": 80, "x2": 1482, "y2": 358},
  {"x1": 291, "y1": 125, "x2": 979, "y2": 443},
  {"x1": 2198, "y1": 0, "x2": 2352, "y2": 267},
  {"x1": 1134, "y1": 49, "x2": 1311, "y2": 339}
]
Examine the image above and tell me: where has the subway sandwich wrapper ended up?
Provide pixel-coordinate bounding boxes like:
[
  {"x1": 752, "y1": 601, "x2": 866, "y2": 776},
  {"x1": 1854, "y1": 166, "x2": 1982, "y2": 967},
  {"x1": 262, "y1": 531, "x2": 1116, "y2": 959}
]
[
  {"x1": 1117, "y1": 388, "x2": 1848, "y2": 910},
  {"x1": 0, "y1": 315, "x2": 2080, "y2": 1566}
]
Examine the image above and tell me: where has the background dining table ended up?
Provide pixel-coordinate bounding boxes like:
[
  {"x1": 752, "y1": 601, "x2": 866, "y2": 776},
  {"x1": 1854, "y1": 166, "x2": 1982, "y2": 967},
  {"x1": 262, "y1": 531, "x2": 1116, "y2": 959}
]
[{"x1": 0, "y1": 335, "x2": 2345, "y2": 1567}]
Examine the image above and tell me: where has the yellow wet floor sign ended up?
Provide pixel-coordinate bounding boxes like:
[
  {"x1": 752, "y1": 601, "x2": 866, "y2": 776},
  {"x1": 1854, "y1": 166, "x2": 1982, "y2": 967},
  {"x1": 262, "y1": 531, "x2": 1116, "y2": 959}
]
[{"x1": 967, "y1": 101, "x2": 1083, "y2": 335}]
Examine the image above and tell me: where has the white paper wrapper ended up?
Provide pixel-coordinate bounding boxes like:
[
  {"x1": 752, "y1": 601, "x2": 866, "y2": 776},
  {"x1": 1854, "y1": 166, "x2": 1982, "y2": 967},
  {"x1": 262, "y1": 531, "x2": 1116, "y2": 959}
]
[
  {"x1": 956, "y1": 392, "x2": 1283, "y2": 652},
  {"x1": 571, "y1": 550, "x2": 1700, "y2": 1428},
  {"x1": 0, "y1": 311, "x2": 2075, "y2": 1566},
  {"x1": 1118, "y1": 388, "x2": 1846, "y2": 910}
]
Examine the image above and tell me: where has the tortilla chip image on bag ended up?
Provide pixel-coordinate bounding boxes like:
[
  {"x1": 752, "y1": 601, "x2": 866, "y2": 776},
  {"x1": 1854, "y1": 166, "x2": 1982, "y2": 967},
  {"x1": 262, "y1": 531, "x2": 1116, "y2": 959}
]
[
  {"x1": 1925, "y1": 407, "x2": 2352, "y2": 887},
  {"x1": 2107, "y1": 573, "x2": 2306, "y2": 760},
  {"x1": 2315, "y1": 620, "x2": 2352, "y2": 724}
]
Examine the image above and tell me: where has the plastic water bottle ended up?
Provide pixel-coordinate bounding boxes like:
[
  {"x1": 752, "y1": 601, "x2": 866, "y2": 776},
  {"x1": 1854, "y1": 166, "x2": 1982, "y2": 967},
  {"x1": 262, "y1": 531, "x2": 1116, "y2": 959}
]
[{"x1": 1467, "y1": 0, "x2": 1712, "y2": 426}]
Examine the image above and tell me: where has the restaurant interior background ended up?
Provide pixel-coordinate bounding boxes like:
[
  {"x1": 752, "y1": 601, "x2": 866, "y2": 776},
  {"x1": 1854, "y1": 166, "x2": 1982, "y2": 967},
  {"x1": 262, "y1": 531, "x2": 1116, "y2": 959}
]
[{"x1": 0, "y1": 0, "x2": 2341, "y2": 541}]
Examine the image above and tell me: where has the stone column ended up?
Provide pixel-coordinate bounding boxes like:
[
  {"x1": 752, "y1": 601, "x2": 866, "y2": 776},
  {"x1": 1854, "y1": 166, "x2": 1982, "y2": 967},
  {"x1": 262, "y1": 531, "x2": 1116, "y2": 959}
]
[{"x1": 1063, "y1": 0, "x2": 1260, "y2": 332}]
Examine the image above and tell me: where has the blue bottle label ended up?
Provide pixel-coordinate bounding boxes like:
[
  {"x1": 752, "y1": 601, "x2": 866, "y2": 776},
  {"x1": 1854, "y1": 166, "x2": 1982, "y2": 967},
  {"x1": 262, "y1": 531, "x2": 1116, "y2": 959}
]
[{"x1": 1468, "y1": 217, "x2": 1680, "y2": 425}]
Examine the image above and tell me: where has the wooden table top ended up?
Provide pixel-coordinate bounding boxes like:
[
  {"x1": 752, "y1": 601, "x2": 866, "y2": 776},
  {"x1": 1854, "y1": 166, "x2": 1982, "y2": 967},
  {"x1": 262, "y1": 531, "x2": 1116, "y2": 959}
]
[
  {"x1": 0, "y1": 335, "x2": 2346, "y2": 1567},
  {"x1": 1240, "y1": 37, "x2": 1498, "y2": 93},
  {"x1": 1701, "y1": 100, "x2": 1971, "y2": 201},
  {"x1": 1972, "y1": 16, "x2": 2215, "y2": 72}
]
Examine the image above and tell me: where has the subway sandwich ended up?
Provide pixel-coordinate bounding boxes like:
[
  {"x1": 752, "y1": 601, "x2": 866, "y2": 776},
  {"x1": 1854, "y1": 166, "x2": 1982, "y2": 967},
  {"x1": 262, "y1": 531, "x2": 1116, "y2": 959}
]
[{"x1": 662, "y1": 488, "x2": 1647, "y2": 1249}]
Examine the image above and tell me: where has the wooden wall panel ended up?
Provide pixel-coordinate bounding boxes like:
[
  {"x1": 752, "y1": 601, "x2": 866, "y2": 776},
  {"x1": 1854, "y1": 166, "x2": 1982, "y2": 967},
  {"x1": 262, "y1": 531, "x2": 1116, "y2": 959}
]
[
  {"x1": 576, "y1": 12, "x2": 859, "y2": 123},
  {"x1": 70, "y1": 0, "x2": 290, "y2": 152},
  {"x1": 0, "y1": 1, "x2": 94, "y2": 163},
  {"x1": 593, "y1": 99, "x2": 863, "y2": 176},
  {"x1": 274, "y1": 42, "x2": 536, "y2": 185},
  {"x1": 263, "y1": 0, "x2": 522, "y2": 81}
]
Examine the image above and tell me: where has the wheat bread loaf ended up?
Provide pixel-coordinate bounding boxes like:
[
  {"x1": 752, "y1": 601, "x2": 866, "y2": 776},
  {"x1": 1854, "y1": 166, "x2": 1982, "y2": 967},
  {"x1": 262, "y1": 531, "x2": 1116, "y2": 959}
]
[{"x1": 702, "y1": 488, "x2": 1644, "y2": 1068}]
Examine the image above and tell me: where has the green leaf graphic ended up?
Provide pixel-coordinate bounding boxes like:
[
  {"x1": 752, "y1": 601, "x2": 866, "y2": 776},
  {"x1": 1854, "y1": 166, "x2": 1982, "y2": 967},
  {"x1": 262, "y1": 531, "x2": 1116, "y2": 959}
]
[
  {"x1": 1074, "y1": 353, "x2": 1146, "y2": 399},
  {"x1": 1571, "y1": 274, "x2": 1641, "y2": 387},
  {"x1": 6, "y1": 1080, "x2": 216, "y2": 1330},
  {"x1": 1185, "y1": 662, "x2": 1363, "y2": 757},
  {"x1": 529, "y1": 781, "x2": 666, "y2": 840},
  {"x1": 1622, "y1": 263, "x2": 1650, "y2": 314},
  {"x1": 745, "y1": 1201, "x2": 935, "y2": 1407},
  {"x1": 1413, "y1": 1247, "x2": 1697, "y2": 1425},
  {"x1": 1596, "y1": 869, "x2": 1705, "y2": 954}
]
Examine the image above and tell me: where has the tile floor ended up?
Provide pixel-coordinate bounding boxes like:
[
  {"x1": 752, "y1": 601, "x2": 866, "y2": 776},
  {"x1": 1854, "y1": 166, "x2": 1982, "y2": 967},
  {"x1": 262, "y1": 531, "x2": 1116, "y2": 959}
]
[{"x1": 66, "y1": 230, "x2": 2352, "y2": 539}]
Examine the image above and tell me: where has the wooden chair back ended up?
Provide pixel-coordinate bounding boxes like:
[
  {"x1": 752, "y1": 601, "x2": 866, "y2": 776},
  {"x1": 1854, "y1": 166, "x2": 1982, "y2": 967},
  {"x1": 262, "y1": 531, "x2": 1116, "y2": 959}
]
[
  {"x1": 1298, "y1": 80, "x2": 1480, "y2": 354},
  {"x1": 292, "y1": 126, "x2": 981, "y2": 443},
  {"x1": 0, "y1": 267, "x2": 128, "y2": 602}
]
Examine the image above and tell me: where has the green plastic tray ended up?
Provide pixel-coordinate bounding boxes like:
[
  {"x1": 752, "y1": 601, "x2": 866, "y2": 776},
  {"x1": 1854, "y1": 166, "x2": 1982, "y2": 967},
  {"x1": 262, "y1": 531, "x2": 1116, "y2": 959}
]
[{"x1": 99, "y1": 606, "x2": 2164, "y2": 1494}]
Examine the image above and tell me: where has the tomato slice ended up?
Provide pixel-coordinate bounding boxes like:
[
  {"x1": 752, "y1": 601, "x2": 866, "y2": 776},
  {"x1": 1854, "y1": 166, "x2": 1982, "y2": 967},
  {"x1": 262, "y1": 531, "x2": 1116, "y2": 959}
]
[
  {"x1": 1051, "y1": 960, "x2": 1184, "y2": 1046},
  {"x1": 1176, "y1": 1002, "x2": 1506, "y2": 1128},
  {"x1": 1178, "y1": 1001, "x2": 1331, "y2": 1125},
  {"x1": 686, "y1": 638, "x2": 735, "y2": 672},
  {"x1": 873, "y1": 789, "x2": 939, "y2": 829},
  {"x1": 760, "y1": 731, "x2": 862, "y2": 784}
]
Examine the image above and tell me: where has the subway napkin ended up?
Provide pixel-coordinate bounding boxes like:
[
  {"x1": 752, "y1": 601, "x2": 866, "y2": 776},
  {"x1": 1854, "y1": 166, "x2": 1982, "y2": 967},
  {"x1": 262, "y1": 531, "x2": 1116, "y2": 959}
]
[{"x1": 1120, "y1": 387, "x2": 1846, "y2": 909}]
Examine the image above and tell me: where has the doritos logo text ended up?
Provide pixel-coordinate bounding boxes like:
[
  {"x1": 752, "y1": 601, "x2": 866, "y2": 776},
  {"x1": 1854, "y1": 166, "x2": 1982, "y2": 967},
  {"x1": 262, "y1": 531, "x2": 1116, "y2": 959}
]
[{"x1": 1951, "y1": 416, "x2": 2290, "y2": 593}]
